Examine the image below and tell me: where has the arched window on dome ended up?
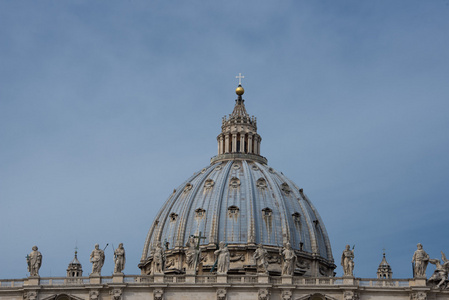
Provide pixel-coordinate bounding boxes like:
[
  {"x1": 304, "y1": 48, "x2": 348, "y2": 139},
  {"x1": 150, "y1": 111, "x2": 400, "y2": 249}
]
[
  {"x1": 256, "y1": 178, "x2": 267, "y2": 189},
  {"x1": 195, "y1": 208, "x2": 206, "y2": 218},
  {"x1": 292, "y1": 212, "x2": 301, "y2": 222},
  {"x1": 262, "y1": 207, "x2": 272, "y2": 217},
  {"x1": 229, "y1": 177, "x2": 241, "y2": 188},
  {"x1": 169, "y1": 213, "x2": 178, "y2": 222},
  {"x1": 228, "y1": 205, "x2": 239, "y2": 217},
  {"x1": 281, "y1": 183, "x2": 291, "y2": 195},
  {"x1": 204, "y1": 179, "x2": 215, "y2": 190}
]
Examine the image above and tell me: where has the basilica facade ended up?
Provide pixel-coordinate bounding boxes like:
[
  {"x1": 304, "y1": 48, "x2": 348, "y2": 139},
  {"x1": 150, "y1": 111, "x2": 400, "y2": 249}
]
[{"x1": 0, "y1": 82, "x2": 448, "y2": 300}]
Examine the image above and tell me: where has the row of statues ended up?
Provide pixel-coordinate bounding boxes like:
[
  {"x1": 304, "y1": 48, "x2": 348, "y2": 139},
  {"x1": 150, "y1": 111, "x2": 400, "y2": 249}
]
[
  {"x1": 150, "y1": 239, "x2": 298, "y2": 276},
  {"x1": 26, "y1": 243, "x2": 126, "y2": 277},
  {"x1": 89, "y1": 243, "x2": 126, "y2": 275}
]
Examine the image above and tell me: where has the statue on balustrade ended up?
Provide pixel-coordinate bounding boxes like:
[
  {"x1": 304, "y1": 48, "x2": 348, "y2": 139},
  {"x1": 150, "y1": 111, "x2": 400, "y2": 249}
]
[
  {"x1": 341, "y1": 245, "x2": 355, "y2": 276},
  {"x1": 214, "y1": 241, "x2": 230, "y2": 274},
  {"x1": 428, "y1": 251, "x2": 449, "y2": 289},
  {"x1": 253, "y1": 244, "x2": 268, "y2": 273},
  {"x1": 152, "y1": 241, "x2": 165, "y2": 274},
  {"x1": 114, "y1": 243, "x2": 126, "y2": 274},
  {"x1": 281, "y1": 242, "x2": 296, "y2": 275},
  {"x1": 412, "y1": 243, "x2": 429, "y2": 278},
  {"x1": 27, "y1": 245, "x2": 42, "y2": 277},
  {"x1": 90, "y1": 244, "x2": 105, "y2": 275},
  {"x1": 185, "y1": 236, "x2": 200, "y2": 272}
]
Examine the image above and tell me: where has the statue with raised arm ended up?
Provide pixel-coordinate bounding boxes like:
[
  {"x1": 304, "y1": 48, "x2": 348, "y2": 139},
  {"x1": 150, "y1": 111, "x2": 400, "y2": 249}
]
[
  {"x1": 281, "y1": 242, "x2": 297, "y2": 275},
  {"x1": 214, "y1": 241, "x2": 230, "y2": 274},
  {"x1": 114, "y1": 243, "x2": 126, "y2": 274},
  {"x1": 90, "y1": 244, "x2": 105, "y2": 275},
  {"x1": 185, "y1": 236, "x2": 200, "y2": 272},
  {"x1": 341, "y1": 245, "x2": 355, "y2": 276},
  {"x1": 152, "y1": 241, "x2": 165, "y2": 274},
  {"x1": 27, "y1": 246, "x2": 42, "y2": 277},
  {"x1": 412, "y1": 243, "x2": 429, "y2": 278},
  {"x1": 253, "y1": 244, "x2": 268, "y2": 273},
  {"x1": 428, "y1": 251, "x2": 449, "y2": 289}
]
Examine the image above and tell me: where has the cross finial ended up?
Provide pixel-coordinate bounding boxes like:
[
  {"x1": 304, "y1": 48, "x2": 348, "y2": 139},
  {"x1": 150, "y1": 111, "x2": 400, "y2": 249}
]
[{"x1": 235, "y1": 73, "x2": 245, "y2": 85}]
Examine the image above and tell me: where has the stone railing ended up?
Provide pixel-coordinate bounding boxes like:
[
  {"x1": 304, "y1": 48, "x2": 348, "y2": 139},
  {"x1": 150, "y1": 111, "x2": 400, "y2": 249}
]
[
  {"x1": 0, "y1": 275, "x2": 415, "y2": 288},
  {"x1": 358, "y1": 278, "x2": 410, "y2": 287},
  {"x1": 0, "y1": 279, "x2": 24, "y2": 287}
]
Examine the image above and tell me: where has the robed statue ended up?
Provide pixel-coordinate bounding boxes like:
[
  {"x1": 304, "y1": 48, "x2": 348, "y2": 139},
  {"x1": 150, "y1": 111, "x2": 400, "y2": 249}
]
[
  {"x1": 152, "y1": 241, "x2": 165, "y2": 274},
  {"x1": 214, "y1": 241, "x2": 230, "y2": 274},
  {"x1": 27, "y1": 246, "x2": 42, "y2": 277},
  {"x1": 412, "y1": 243, "x2": 429, "y2": 278},
  {"x1": 281, "y1": 242, "x2": 297, "y2": 275},
  {"x1": 253, "y1": 244, "x2": 269, "y2": 273},
  {"x1": 114, "y1": 243, "x2": 126, "y2": 274},
  {"x1": 90, "y1": 244, "x2": 105, "y2": 275},
  {"x1": 185, "y1": 236, "x2": 200, "y2": 272},
  {"x1": 341, "y1": 245, "x2": 355, "y2": 276}
]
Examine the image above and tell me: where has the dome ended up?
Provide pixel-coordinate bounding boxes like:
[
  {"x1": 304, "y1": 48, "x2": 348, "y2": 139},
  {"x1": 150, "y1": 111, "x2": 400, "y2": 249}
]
[{"x1": 139, "y1": 82, "x2": 335, "y2": 276}]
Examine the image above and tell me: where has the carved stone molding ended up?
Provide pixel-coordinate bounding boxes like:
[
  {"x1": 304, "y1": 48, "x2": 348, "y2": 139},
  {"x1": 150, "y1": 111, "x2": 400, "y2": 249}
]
[
  {"x1": 410, "y1": 292, "x2": 427, "y2": 300},
  {"x1": 89, "y1": 290, "x2": 100, "y2": 300},
  {"x1": 258, "y1": 288, "x2": 270, "y2": 300},
  {"x1": 217, "y1": 288, "x2": 227, "y2": 300},
  {"x1": 23, "y1": 291, "x2": 37, "y2": 300},
  {"x1": 109, "y1": 288, "x2": 122, "y2": 300},
  {"x1": 343, "y1": 291, "x2": 359, "y2": 300},
  {"x1": 154, "y1": 289, "x2": 164, "y2": 300},
  {"x1": 281, "y1": 290, "x2": 292, "y2": 300}
]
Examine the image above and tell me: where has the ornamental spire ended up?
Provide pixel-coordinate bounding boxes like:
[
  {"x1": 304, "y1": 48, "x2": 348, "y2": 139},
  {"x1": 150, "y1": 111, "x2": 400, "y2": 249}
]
[{"x1": 211, "y1": 76, "x2": 266, "y2": 165}]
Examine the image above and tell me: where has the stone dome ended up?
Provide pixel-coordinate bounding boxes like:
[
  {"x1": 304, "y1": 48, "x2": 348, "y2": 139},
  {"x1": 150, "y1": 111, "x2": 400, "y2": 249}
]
[{"x1": 139, "y1": 83, "x2": 335, "y2": 276}]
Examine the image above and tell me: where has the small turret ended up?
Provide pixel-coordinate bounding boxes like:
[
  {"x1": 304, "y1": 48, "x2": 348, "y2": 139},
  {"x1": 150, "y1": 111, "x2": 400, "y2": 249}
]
[
  {"x1": 67, "y1": 250, "x2": 83, "y2": 277},
  {"x1": 377, "y1": 250, "x2": 393, "y2": 279}
]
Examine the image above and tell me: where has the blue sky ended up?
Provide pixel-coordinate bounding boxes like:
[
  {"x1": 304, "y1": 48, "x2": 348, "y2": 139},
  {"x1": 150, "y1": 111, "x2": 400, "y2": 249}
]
[{"x1": 0, "y1": 1, "x2": 448, "y2": 279}]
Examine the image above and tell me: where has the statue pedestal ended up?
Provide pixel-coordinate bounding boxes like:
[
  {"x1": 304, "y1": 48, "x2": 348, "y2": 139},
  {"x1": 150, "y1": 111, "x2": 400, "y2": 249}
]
[
  {"x1": 185, "y1": 275, "x2": 195, "y2": 283},
  {"x1": 89, "y1": 275, "x2": 101, "y2": 285},
  {"x1": 258, "y1": 274, "x2": 269, "y2": 284},
  {"x1": 217, "y1": 275, "x2": 227, "y2": 283},
  {"x1": 185, "y1": 270, "x2": 196, "y2": 275},
  {"x1": 25, "y1": 276, "x2": 40, "y2": 286},
  {"x1": 411, "y1": 278, "x2": 427, "y2": 287},
  {"x1": 281, "y1": 275, "x2": 292, "y2": 285},
  {"x1": 112, "y1": 273, "x2": 124, "y2": 283},
  {"x1": 342, "y1": 276, "x2": 355, "y2": 285},
  {"x1": 154, "y1": 274, "x2": 164, "y2": 283}
]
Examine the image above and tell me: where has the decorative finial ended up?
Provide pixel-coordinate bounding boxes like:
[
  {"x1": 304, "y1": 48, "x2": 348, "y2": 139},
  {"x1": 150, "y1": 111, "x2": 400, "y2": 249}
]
[{"x1": 235, "y1": 73, "x2": 245, "y2": 96}]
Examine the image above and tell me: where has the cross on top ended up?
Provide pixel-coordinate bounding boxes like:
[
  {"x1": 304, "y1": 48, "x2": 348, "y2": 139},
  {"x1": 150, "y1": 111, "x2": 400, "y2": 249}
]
[
  {"x1": 193, "y1": 231, "x2": 207, "y2": 250},
  {"x1": 235, "y1": 73, "x2": 245, "y2": 85}
]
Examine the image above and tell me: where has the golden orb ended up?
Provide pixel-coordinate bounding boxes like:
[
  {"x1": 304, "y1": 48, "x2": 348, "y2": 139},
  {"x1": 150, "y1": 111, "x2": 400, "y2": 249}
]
[{"x1": 235, "y1": 85, "x2": 244, "y2": 96}]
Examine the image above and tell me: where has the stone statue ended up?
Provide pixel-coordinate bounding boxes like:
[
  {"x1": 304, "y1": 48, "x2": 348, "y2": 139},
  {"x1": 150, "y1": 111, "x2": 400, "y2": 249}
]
[
  {"x1": 152, "y1": 241, "x2": 165, "y2": 274},
  {"x1": 412, "y1": 243, "x2": 429, "y2": 278},
  {"x1": 114, "y1": 243, "x2": 126, "y2": 274},
  {"x1": 253, "y1": 244, "x2": 268, "y2": 273},
  {"x1": 281, "y1": 242, "x2": 297, "y2": 275},
  {"x1": 214, "y1": 241, "x2": 230, "y2": 274},
  {"x1": 90, "y1": 244, "x2": 105, "y2": 275},
  {"x1": 428, "y1": 251, "x2": 449, "y2": 289},
  {"x1": 185, "y1": 236, "x2": 200, "y2": 272},
  {"x1": 27, "y1": 245, "x2": 42, "y2": 276},
  {"x1": 341, "y1": 245, "x2": 355, "y2": 276}
]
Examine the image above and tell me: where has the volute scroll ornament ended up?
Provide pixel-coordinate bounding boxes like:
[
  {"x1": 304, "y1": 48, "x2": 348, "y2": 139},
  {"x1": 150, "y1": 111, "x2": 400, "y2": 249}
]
[
  {"x1": 109, "y1": 288, "x2": 123, "y2": 300},
  {"x1": 281, "y1": 290, "x2": 292, "y2": 300},
  {"x1": 343, "y1": 291, "x2": 359, "y2": 300},
  {"x1": 217, "y1": 288, "x2": 227, "y2": 300},
  {"x1": 410, "y1": 291, "x2": 427, "y2": 300},
  {"x1": 154, "y1": 289, "x2": 164, "y2": 300},
  {"x1": 89, "y1": 290, "x2": 100, "y2": 300},
  {"x1": 258, "y1": 288, "x2": 271, "y2": 300}
]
